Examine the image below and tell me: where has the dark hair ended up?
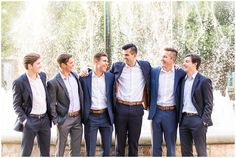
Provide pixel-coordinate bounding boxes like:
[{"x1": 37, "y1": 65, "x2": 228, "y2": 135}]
[
  {"x1": 122, "y1": 43, "x2": 137, "y2": 54},
  {"x1": 57, "y1": 53, "x2": 72, "y2": 66},
  {"x1": 93, "y1": 52, "x2": 108, "y2": 61},
  {"x1": 185, "y1": 54, "x2": 201, "y2": 70},
  {"x1": 23, "y1": 53, "x2": 40, "y2": 70},
  {"x1": 164, "y1": 47, "x2": 178, "y2": 61}
]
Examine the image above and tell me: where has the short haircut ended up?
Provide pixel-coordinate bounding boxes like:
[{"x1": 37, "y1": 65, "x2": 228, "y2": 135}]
[
  {"x1": 164, "y1": 47, "x2": 178, "y2": 61},
  {"x1": 122, "y1": 43, "x2": 137, "y2": 54},
  {"x1": 93, "y1": 52, "x2": 108, "y2": 61},
  {"x1": 57, "y1": 53, "x2": 72, "y2": 66},
  {"x1": 23, "y1": 53, "x2": 40, "y2": 70},
  {"x1": 185, "y1": 54, "x2": 201, "y2": 70}
]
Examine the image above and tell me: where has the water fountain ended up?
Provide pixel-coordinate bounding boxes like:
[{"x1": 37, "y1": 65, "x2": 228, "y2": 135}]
[{"x1": 1, "y1": 1, "x2": 235, "y2": 156}]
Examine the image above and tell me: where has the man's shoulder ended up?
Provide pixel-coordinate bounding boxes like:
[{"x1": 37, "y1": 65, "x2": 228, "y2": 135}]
[
  {"x1": 112, "y1": 61, "x2": 124, "y2": 67},
  {"x1": 14, "y1": 73, "x2": 27, "y2": 83},
  {"x1": 198, "y1": 73, "x2": 211, "y2": 82},
  {"x1": 47, "y1": 73, "x2": 60, "y2": 83},
  {"x1": 79, "y1": 71, "x2": 92, "y2": 82},
  {"x1": 151, "y1": 66, "x2": 161, "y2": 72},
  {"x1": 105, "y1": 71, "x2": 115, "y2": 78},
  {"x1": 138, "y1": 60, "x2": 151, "y2": 66},
  {"x1": 175, "y1": 67, "x2": 186, "y2": 76}
]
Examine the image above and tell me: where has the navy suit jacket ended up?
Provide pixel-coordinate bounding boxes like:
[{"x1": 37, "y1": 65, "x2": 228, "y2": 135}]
[
  {"x1": 179, "y1": 73, "x2": 213, "y2": 126},
  {"x1": 12, "y1": 72, "x2": 52, "y2": 132},
  {"x1": 110, "y1": 60, "x2": 151, "y2": 109},
  {"x1": 47, "y1": 72, "x2": 84, "y2": 125},
  {"x1": 148, "y1": 66, "x2": 186, "y2": 121},
  {"x1": 79, "y1": 71, "x2": 115, "y2": 125}
]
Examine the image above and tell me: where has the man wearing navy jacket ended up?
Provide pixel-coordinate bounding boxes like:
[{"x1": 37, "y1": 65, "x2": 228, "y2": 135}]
[
  {"x1": 80, "y1": 52, "x2": 115, "y2": 156},
  {"x1": 12, "y1": 53, "x2": 52, "y2": 156},
  {"x1": 179, "y1": 54, "x2": 213, "y2": 156},
  {"x1": 148, "y1": 48, "x2": 186, "y2": 156},
  {"x1": 111, "y1": 43, "x2": 151, "y2": 156}
]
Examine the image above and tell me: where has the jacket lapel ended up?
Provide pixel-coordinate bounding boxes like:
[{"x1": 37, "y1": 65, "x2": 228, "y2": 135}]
[
  {"x1": 156, "y1": 68, "x2": 161, "y2": 93},
  {"x1": 173, "y1": 68, "x2": 178, "y2": 93},
  {"x1": 23, "y1": 73, "x2": 33, "y2": 100},
  {"x1": 105, "y1": 72, "x2": 109, "y2": 98},
  {"x1": 87, "y1": 72, "x2": 92, "y2": 98},
  {"x1": 56, "y1": 73, "x2": 70, "y2": 99},
  {"x1": 117, "y1": 62, "x2": 125, "y2": 80},
  {"x1": 39, "y1": 73, "x2": 47, "y2": 92},
  {"x1": 181, "y1": 77, "x2": 186, "y2": 110},
  {"x1": 191, "y1": 73, "x2": 200, "y2": 97}
]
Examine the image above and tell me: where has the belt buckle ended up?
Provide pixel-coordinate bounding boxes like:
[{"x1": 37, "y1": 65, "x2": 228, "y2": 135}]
[
  {"x1": 38, "y1": 114, "x2": 44, "y2": 119},
  {"x1": 69, "y1": 111, "x2": 79, "y2": 117}
]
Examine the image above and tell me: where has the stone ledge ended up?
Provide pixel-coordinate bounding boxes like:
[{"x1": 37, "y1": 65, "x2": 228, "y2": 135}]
[
  {"x1": 1, "y1": 130, "x2": 235, "y2": 157},
  {"x1": 1, "y1": 130, "x2": 234, "y2": 145}
]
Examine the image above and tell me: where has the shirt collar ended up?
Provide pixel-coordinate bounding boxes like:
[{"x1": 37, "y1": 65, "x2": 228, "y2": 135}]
[
  {"x1": 60, "y1": 72, "x2": 71, "y2": 80},
  {"x1": 26, "y1": 73, "x2": 40, "y2": 82},
  {"x1": 185, "y1": 71, "x2": 198, "y2": 80},
  {"x1": 161, "y1": 65, "x2": 175, "y2": 73},
  {"x1": 125, "y1": 61, "x2": 140, "y2": 68},
  {"x1": 92, "y1": 71, "x2": 105, "y2": 78}
]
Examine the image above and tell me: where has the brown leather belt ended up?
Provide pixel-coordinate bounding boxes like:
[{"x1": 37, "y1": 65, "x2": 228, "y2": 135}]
[
  {"x1": 90, "y1": 108, "x2": 107, "y2": 114},
  {"x1": 157, "y1": 105, "x2": 176, "y2": 111},
  {"x1": 183, "y1": 112, "x2": 198, "y2": 116},
  {"x1": 68, "y1": 110, "x2": 80, "y2": 117},
  {"x1": 117, "y1": 99, "x2": 143, "y2": 106}
]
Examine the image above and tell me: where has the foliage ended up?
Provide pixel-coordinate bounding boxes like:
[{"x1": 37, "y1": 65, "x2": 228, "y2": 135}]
[{"x1": 1, "y1": 2, "x2": 23, "y2": 58}]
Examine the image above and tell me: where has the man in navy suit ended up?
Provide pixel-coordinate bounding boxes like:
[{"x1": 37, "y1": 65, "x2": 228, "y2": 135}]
[
  {"x1": 111, "y1": 43, "x2": 151, "y2": 156},
  {"x1": 80, "y1": 52, "x2": 114, "y2": 156},
  {"x1": 148, "y1": 48, "x2": 186, "y2": 156},
  {"x1": 12, "y1": 53, "x2": 52, "y2": 156},
  {"x1": 179, "y1": 54, "x2": 213, "y2": 156}
]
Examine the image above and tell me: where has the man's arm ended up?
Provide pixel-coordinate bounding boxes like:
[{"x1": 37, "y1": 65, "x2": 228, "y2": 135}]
[
  {"x1": 12, "y1": 79, "x2": 27, "y2": 124},
  {"x1": 47, "y1": 80, "x2": 59, "y2": 125},
  {"x1": 201, "y1": 78, "x2": 213, "y2": 126}
]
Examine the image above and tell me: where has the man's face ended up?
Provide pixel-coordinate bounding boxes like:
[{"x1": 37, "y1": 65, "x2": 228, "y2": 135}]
[
  {"x1": 63, "y1": 57, "x2": 74, "y2": 72},
  {"x1": 95, "y1": 56, "x2": 108, "y2": 73},
  {"x1": 160, "y1": 51, "x2": 175, "y2": 68},
  {"x1": 29, "y1": 58, "x2": 41, "y2": 73},
  {"x1": 122, "y1": 48, "x2": 136, "y2": 65},
  {"x1": 182, "y1": 56, "x2": 196, "y2": 73}
]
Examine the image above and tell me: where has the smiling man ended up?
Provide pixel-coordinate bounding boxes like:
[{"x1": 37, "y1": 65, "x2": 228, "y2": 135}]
[
  {"x1": 111, "y1": 43, "x2": 151, "y2": 156},
  {"x1": 12, "y1": 53, "x2": 52, "y2": 156},
  {"x1": 80, "y1": 52, "x2": 115, "y2": 156},
  {"x1": 148, "y1": 48, "x2": 186, "y2": 156},
  {"x1": 179, "y1": 53, "x2": 213, "y2": 156},
  {"x1": 47, "y1": 53, "x2": 84, "y2": 156}
]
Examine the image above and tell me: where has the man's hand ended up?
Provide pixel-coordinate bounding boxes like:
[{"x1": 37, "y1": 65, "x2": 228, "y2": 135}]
[
  {"x1": 22, "y1": 119, "x2": 27, "y2": 127},
  {"x1": 79, "y1": 69, "x2": 89, "y2": 77}
]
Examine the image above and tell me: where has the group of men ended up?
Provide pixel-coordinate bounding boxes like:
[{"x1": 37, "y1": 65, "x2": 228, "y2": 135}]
[{"x1": 12, "y1": 43, "x2": 213, "y2": 157}]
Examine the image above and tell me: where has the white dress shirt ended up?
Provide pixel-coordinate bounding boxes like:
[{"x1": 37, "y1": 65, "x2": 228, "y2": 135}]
[
  {"x1": 117, "y1": 62, "x2": 145, "y2": 102},
  {"x1": 182, "y1": 71, "x2": 198, "y2": 113},
  {"x1": 60, "y1": 72, "x2": 80, "y2": 112},
  {"x1": 91, "y1": 72, "x2": 107, "y2": 110},
  {"x1": 156, "y1": 66, "x2": 176, "y2": 106},
  {"x1": 27, "y1": 73, "x2": 47, "y2": 115}
]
